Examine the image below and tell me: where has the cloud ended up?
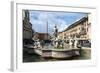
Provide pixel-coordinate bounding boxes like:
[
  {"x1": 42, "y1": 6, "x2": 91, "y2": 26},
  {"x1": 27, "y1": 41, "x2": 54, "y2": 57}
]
[{"x1": 29, "y1": 10, "x2": 88, "y2": 33}]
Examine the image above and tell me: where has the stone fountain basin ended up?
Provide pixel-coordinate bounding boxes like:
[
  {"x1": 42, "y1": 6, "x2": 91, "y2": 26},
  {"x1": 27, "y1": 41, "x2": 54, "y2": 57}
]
[{"x1": 34, "y1": 47, "x2": 80, "y2": 59}]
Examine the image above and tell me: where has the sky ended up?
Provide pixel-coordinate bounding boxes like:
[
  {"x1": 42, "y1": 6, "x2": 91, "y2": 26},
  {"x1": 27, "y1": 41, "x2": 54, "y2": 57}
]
[{"x1": 29, "y1": 10, "x2": 88, "y2": 34}]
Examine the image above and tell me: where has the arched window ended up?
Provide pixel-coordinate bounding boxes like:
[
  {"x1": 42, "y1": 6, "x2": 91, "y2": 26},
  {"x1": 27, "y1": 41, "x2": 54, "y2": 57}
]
[{"x1": 25, "y1": 10, "x2": 29, "y2": 21}]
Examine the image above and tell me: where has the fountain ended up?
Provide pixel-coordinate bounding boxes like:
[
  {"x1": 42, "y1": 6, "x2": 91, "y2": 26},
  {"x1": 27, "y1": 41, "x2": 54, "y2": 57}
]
[{"x1": 33, "y1": 24, "x2": 80, "y2": 58}]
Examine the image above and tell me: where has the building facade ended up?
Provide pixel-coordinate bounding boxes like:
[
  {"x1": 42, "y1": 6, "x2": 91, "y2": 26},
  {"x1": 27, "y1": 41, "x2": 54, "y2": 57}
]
[
  {"x1": 33, "y1": 32, "x2": 51, "y2": 41},
  {"x1": 23, "y1": 10, "x2": 34, "y2": 45},
  {"x1": 58, "y1": 15, "x2": 91, "y2": 47}
]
